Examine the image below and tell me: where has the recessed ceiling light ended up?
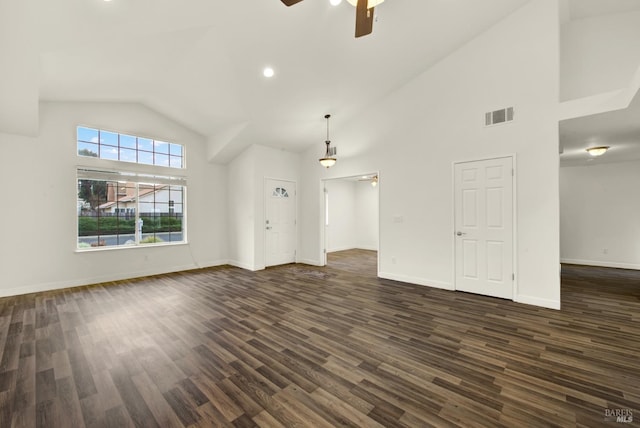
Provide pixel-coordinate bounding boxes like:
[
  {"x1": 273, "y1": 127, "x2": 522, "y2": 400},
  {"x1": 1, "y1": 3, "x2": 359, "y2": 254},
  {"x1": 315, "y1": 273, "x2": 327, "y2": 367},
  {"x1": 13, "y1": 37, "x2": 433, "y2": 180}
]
[
  {"x1": 263, "y1": 67, "x2": 275, "y2": 78},
  {"x1": 330, "y1": 0, "x2": 342, "y2": 5}
]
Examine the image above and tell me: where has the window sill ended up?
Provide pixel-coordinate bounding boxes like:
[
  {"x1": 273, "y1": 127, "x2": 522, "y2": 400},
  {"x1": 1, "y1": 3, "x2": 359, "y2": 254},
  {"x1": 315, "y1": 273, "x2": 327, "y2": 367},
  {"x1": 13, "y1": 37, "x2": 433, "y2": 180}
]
[{"x1": 75, "y1": 241, "x2": 188, "y2": 253}]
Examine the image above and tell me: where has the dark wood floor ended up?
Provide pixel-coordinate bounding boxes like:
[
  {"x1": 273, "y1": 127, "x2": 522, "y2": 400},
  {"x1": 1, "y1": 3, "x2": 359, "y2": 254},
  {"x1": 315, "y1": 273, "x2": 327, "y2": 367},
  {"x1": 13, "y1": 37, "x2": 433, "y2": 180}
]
[{"x1": 1, "y1": 250, "x2": 639, "y2": 427}]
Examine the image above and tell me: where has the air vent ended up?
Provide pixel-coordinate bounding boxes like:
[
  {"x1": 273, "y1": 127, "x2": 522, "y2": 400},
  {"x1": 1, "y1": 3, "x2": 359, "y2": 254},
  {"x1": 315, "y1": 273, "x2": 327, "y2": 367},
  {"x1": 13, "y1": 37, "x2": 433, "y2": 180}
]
[{"x1": 485, "y1": 107, "x2": 514, "y2": 127}]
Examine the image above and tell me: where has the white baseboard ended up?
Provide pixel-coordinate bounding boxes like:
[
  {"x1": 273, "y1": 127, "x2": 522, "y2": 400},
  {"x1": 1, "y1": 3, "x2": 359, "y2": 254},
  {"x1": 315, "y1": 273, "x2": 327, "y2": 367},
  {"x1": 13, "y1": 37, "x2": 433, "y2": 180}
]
[
  {"x1": 227, "y1": 260, "x2": 260, "y2": 271},
  {"x1": 328, "y1": 246, "x2": 378, "y2": 253},
  {"x1": 356, "y1": 245, "x2": 378, "y2": 251},
  {"x1": 297, "y1": 258, "x2": 324, "y2": 267},
  {"x1": 515, "y1": 294, "x2": 561, "y2": 310},
  {"x1": 197, "y1": 259, "x2": 230, "y2": 269},
  {"x1": 378, "y1": 271, "x2": 454, "y2": 291},
  {"x1": 0, "y1": 262, "x2": 211, "y2": 298},
  {"x1": 327, "y1": 246, "x2": 355, "y2": 253},
  {"x1": 561, "y1": 258, "x2": 640, "y2": 271}
]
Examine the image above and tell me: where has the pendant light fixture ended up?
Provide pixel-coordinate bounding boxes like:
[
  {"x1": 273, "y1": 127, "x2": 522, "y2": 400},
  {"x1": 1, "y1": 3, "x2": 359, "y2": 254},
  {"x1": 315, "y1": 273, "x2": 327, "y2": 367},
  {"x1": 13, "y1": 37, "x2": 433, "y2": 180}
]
[{"x1": 319, "y1": 114, "x2": 337, "y2": 168}]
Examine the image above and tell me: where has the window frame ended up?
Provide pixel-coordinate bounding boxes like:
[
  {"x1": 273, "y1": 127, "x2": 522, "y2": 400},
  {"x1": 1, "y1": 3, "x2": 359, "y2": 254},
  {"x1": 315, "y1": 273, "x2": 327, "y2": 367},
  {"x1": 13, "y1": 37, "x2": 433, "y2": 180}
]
[
  {"x1": 76, "y1": 125, "x2": 188, "y2": 252},
  {"x1": 76, "y1": 169, "x2": 187, "y2": 251},
  {"x1": 76, "y1": 126, "x2": 185, "y2": 169}
]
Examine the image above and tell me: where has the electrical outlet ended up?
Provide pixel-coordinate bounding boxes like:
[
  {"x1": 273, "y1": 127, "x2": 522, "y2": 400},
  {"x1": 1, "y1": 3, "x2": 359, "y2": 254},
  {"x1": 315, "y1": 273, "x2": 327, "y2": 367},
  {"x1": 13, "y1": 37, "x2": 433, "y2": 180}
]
[
  {"x1": 391, "y1": 257, "x2": 397, "y2": 264},
  {"x1": 603, "y1": 248, "x2": 608, "y2": 255}
]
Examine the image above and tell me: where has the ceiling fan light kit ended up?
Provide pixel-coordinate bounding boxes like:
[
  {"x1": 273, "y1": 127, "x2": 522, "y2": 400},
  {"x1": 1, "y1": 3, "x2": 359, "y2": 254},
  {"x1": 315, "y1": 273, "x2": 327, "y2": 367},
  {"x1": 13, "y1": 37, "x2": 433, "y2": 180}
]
[
  {"x1": 346, "y1": 0, "x2": 384, "y2": 7},
  {"x1": 319, "y1": 114, "x2": 337, "y2": 168},
  {"x1": 280, "y1": 0, "x2": 381, "y2": 38}
]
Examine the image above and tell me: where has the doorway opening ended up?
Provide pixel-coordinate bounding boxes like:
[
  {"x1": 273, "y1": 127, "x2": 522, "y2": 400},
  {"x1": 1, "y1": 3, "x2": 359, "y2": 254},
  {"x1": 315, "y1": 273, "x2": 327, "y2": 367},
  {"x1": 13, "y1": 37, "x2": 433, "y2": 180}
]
[{"x1": 321, "y1": 173, "x2": 380, "y2": 276}]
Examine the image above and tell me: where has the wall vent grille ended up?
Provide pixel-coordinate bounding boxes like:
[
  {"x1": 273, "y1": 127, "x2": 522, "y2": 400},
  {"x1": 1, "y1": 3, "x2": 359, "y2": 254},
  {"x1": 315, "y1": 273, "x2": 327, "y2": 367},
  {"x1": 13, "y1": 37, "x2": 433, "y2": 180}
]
[{"x1": 485, "y1": 107, "x2": 514, "y2": 126}]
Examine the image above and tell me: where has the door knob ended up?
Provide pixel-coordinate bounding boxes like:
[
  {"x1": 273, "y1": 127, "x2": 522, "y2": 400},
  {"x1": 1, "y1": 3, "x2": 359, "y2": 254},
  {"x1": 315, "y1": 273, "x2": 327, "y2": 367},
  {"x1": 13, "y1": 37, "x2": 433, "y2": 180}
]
[
  {"x1": 266, "y1": 226, "x2": 272, "y2": 230},
  {"x1": 456, "y1": 231, "x2": 466, "y2": 236}
]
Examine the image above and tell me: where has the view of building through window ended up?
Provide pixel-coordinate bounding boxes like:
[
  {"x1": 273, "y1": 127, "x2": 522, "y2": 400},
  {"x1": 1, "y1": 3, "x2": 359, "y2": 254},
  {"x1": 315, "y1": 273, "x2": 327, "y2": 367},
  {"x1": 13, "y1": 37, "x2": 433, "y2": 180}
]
[
  {"x1": 76, "y1": 125, "x2": 187, "y2": 249},
  {"x1": 77, "y1": 178, "x2": 185, "y2": 248}
]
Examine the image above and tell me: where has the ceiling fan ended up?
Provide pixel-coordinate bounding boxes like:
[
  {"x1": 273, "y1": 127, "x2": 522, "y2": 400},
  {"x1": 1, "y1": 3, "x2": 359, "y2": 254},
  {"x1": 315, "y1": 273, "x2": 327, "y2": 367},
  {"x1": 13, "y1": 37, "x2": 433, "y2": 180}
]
[{"x1": 280, "y1": 0, "x2": 378, "y2": 38}]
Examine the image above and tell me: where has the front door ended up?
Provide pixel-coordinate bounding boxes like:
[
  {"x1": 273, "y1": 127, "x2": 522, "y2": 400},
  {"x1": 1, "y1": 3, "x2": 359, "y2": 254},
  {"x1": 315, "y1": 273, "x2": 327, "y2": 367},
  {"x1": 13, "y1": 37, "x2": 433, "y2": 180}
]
[
  {"x1": 265, "y1": 179, "x2": 296, "y2": 267},
  {"x1": 454, "y1": 157, "x2": 514, "y2": 299}
]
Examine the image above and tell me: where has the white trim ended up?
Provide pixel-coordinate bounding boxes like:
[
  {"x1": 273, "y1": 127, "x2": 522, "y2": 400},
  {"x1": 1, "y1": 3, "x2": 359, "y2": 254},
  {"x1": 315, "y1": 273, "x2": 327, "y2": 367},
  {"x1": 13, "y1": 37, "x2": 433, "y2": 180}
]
[
  {"x1": 327, "y1": 245, "x2": 378, "y2": 253},
  {"x1": 561, "y1": 259, "x2": 640, "y2": 271},
  {"x1": 228, "y1": 260, "x2": 261, "y2": 271},
  {"x1": 77, "y1": 167, "x2": 187, "y2": 185},
  {"x1": 298, "y1": 258, "x2": 324, "y2": 267},
  {"x1": 0, "y1": 260, "x2": 228, "y2": 298},
  {"x1": 75, "y1": 241, "x2": 188, "y2": 253},
  {"x1": 515, "y1": 294, "x2": 560, "y2": 310},
  {"x1": 378, "y1": 272, "x2": 454, "y2": 290},
  {"x1": 327, "y1": 245, "x2": 358, "y2": 253},
  {"x1": 321, "y1": 180, "x2": 327, "y2": 266},
  {"x1": 356, "y1": 245, "x2": 378, "y2": 251},
  {"x1": 199, "y1": 259, "x2": 230, "y2": 268}
]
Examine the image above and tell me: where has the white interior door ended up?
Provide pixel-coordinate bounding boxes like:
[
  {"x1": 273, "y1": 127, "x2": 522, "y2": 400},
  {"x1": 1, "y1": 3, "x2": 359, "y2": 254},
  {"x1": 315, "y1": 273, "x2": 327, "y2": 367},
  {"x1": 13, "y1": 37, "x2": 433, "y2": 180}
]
[
  {"x1": 265, "y1": 179, "x2": 296, "y2": 267},
  {"x1": 454, "y1": 157, "x2": 514, "y2": 299}
]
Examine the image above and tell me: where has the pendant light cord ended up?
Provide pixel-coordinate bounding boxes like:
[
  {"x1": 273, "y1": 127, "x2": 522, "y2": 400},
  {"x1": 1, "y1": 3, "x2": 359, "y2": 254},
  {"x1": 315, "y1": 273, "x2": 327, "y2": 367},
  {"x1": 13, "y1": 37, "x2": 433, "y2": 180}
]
[{"x1": 325, "y1": 114, "x2": 331, "y2": 143}]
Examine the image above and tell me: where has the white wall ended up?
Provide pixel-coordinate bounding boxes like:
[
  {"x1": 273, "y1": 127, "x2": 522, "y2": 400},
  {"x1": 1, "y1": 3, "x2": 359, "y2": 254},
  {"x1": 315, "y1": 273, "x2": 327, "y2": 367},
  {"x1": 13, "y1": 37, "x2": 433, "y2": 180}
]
[
  {"x1": 355, "y1": 180, "x2": 378, "y2": 250},
  {"x1": 299, "y1": 0, "x2": 560, "y2": 309},
  {"x1": 0, "y1": 101, "x2": 228, "y2": 297},
  {"x1": 561, "y1": 10, "x2": 640, "y2": 101},
  {"x1": 325, "y1": 180, "x2": 356, "y2": 252},
  {"x1": 560, "y1": 161, "x2": 640, "y2": 269},
  {"x1": 227, "y1": 144, "x2": 299, "y2": 270},
  {"x1": 227, "y1": 147, "x2": 256, "y2": 270},
  {"x1": 324, "y1": 179, "x2": 378, "y2": 253}
]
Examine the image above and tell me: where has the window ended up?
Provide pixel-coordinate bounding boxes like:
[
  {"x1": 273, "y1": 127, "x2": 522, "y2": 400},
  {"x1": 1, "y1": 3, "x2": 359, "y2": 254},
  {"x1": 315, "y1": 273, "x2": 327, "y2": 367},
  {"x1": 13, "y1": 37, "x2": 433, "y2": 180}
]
[
  {"x1": 77, "y1": 126, "x2": 184, "y2": 169},
  {"x1": 272, "y1": 187, "x2": 289, "y2": 198},
  {"x1": 77, "y1": 170, "x2": 186, "y2": 249},
  {"x1": 76, "y1": 125, "x2": 187, "y2": 250}
]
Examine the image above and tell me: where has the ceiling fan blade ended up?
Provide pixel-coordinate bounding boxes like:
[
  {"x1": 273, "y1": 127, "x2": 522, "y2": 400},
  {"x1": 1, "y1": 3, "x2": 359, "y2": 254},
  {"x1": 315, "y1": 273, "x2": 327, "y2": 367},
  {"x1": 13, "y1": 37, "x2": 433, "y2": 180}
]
[
  {"x1": 355, "y1": 0, "x2": 374, "y2": 38},
  {"x1": 281, "y1": 0, "x2": 303, "y2": 6}
]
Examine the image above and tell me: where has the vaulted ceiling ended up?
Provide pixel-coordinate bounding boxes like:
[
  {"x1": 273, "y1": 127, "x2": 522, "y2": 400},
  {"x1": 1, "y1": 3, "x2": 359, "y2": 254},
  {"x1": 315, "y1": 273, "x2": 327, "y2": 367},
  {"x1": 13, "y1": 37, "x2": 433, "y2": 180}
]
[
  {"x1": 2, "y1": 0, "x2": 530, "y2": 162},
  {"x1": 2, "y1": 0, "x2": 639, "y2": 164}
]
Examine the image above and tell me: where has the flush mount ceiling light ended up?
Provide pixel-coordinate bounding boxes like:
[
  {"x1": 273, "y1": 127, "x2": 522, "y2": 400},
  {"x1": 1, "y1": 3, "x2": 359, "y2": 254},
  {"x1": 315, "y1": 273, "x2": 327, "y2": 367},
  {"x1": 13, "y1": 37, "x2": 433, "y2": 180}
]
[
  {"x1": 319, "y1": 114, "x2": 337, "y2": 168},
  {"x1": 586, "y1": 146, "x2": 609, "y2": 157},
  {"x1": 329, "y1": 0, "x2": 342, "y2": 5}
]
